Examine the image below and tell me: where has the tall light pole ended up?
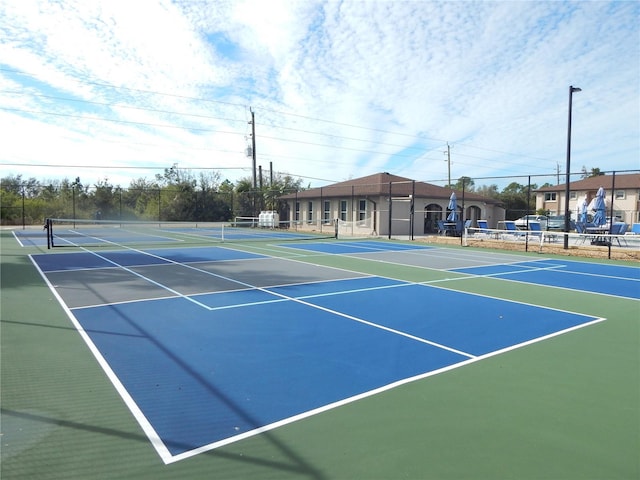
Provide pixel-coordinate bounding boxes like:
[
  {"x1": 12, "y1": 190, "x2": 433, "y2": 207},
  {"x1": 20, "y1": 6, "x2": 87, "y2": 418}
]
[{"x1": 563, "y1": 85, "x2": 581, "y2": 249}]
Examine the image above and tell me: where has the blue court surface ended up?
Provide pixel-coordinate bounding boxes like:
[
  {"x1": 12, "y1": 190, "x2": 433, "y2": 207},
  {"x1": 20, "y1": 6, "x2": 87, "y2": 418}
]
[
  {"x1": 280, "y1": 240, "x2": 434, "y2": 254},
  {"x1": 29, "y1": 244, "x2": 608, "y2": 464},
  {"x1": 451, "y1": 259, "x2": 640, "y2": 300}
]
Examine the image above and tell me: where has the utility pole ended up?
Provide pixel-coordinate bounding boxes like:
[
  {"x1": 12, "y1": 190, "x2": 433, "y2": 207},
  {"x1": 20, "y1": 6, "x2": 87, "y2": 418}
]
[{"x1": 444, "y1": 142, "x2": 452, "y2": 187}]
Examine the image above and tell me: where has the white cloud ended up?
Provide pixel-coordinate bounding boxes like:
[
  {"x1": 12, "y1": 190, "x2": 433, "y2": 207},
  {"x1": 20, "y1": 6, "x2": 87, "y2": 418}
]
[{"x1": 0, "y1": 0, "x2": 638, "y2": 190}]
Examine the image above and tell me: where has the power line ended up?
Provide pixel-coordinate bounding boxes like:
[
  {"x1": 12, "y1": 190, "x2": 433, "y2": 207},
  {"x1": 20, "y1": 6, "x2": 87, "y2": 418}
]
[
  {"x1": 256, "y1": 104, "x2": 447, "y2": 143},
  {"x1": 1, "y1": 66, "x2": 563, "y2": 171},
  {"x1": 0, "y1": 67, "x2": 248, "y2": 109},
  {"x1": 0, "y1": 162, "x2": 248, "y2": 171},
  {"x1": 0, "y1": 106, "x2": 245, "y2": 136},
  {"x1": 3, "y1": 87, "x2": 432, "y2": 155},
  {"x1": 0, "y1": 89, "x2": 247, "y2": 124},
  {"x1": 258, "y1": 134, "x2": 424, "y2": 158}
]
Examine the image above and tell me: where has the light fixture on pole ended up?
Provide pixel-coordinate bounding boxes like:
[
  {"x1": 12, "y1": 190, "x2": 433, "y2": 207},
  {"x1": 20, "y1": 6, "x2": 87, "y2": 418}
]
[{"x1": 563, "y1": 85, "x2": 581, "y2": 249}]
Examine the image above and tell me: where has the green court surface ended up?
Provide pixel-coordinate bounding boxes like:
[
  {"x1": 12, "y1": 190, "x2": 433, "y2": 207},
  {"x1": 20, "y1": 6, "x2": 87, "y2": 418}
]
[{"x1": 1, "y1": 229, "x2": 638, "y2": 480}]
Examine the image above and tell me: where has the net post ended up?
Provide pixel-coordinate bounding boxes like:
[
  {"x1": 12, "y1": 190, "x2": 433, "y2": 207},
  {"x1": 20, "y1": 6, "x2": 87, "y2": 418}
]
[
  {"x1": 462, "y1": 226, "x2": 468, "y2": 246},
  {"x1": 45, "y1": 218, "x2": 51, "y2": 249}
]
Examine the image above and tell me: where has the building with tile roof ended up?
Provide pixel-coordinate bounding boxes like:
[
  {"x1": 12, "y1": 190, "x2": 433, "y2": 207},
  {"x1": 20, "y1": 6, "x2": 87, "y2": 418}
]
[
  {"x1": 280, "y1": 172, "x2": 505, "y2": 237},
  {"x1": 535, "y1": 173, "x2": 640, "y2": 224}
]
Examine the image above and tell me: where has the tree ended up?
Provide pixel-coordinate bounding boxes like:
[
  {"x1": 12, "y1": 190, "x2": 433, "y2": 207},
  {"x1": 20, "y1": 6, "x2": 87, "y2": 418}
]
[
  {"x1": 0, "y1": 176, "x2": 22, "y2": 224},
  {"x1": 121, "y1": 178, "x2": 160, "y2": 219},
  {"x1": 452, "y1": 176, "x2": 474, "y2": 192},
  {"x1": 581, "y1": 166, "x2": 603, "y2": 178},
  {"x1": 499, "y1": 182, "x2": 536, "y2": 220},
  {"x1": 234, "y1": 172, "x2": 305, "y2": 219},
  {"x1": 92, "y1": 178, "x2": 117, "y2": 219},
  {"x1": 0, "y1": 175, "x2": 41, "y2": 197},
  {"x1": 475, "y1": 184, "x2": 500, "y2": 199},
  {"x1": 234, "y1": 177, "x2": 255, "y2": 218}
]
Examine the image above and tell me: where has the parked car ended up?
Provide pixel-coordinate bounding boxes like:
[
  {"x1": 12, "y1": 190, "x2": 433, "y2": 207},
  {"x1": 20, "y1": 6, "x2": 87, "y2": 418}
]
[
  {"x1": 514, "y1": 215, "x2": 547, "y2": 229},
  {"x1": 547, "y1": 215, "x2": 575, "y2": 231}
]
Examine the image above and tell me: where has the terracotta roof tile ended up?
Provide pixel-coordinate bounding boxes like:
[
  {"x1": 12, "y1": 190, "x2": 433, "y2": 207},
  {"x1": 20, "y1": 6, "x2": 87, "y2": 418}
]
[
  {"x1": 535, "y1": 173, "x2": 640, "y2": 192},
  {"x1": 281, "y1": 172, "x2": 501, "y2": 204}
]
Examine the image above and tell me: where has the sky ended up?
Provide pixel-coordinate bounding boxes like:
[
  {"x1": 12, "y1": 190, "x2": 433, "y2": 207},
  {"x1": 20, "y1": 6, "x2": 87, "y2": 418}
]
[{"x1": 1, "y1": 0, "x2": 638, "y2": 191}]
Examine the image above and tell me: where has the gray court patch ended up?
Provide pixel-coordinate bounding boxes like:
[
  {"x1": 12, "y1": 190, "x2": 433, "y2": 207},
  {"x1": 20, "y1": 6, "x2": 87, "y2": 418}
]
[
  {"x1": 46, "y1": 268, "x2": 173, "y2": 309},
  {"x1": 45, "y1": 257, "x2": 371, "y2": 309},
  {"x1": 194, "y1": 257, "x2": 370, "y2": 288}
]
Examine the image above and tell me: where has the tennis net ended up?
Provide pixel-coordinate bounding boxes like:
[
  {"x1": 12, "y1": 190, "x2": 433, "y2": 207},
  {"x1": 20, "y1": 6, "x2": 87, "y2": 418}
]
[{"x1": 45, "y1": 218, "x2": 336, "y2": 249}]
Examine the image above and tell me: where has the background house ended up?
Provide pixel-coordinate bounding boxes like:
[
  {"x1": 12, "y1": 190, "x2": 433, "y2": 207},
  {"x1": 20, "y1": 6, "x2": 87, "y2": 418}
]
[
  {"x1": 535, "y1": 173, "x2": 640, "y2": 224},
  {"x1": 280, "y1": 172, "x2": 505, "y2": 237}
]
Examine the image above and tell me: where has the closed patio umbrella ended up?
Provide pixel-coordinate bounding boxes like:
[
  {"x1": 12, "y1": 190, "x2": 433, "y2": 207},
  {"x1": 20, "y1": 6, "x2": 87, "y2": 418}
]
[
  {"x1": 578, "y1": 197, "x2": 588, "y2": 223},
  {"x1": 446, "y1": 192, "x2": 458, "y2": 222},
  {"x1": 588, "y1": 187, "x2": 606, "y2": 226}
]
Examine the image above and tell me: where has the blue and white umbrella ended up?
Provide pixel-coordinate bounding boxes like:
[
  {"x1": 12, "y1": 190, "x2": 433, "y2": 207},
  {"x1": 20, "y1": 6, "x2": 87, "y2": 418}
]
[
  {"x1": 578, "y1": 197, "x2": 588, "y2": 223},
  {"x1": 589, "y1": 187, "x2": 607, "y2": 226},
  {"x1": 446, "y1": 192, "x2": 458, "y2": 222}
]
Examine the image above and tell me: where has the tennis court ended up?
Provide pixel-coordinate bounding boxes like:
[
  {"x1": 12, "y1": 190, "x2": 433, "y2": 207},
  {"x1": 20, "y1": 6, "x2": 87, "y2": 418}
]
[{"x1": 2, "y1": 229, "x2": 639, "y2": 479}]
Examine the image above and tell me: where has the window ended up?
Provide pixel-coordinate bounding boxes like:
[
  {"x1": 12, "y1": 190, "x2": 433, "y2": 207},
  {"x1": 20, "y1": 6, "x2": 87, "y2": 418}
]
[
  {"x1": 340, "y1": 200, "x2": 348, "y2": 221},
  {"x1": 615, "y1": 190, "x2": 625, "y2": 200},
  {"x1": 545, "y1": 192, "x2": 557, "y2": 201},
  {"x1": 358, "y1": 199, "x2": 367, "y2": 221},
  {"x1": 323, "y1": 200, "x2": 331, "y2": 222},
  {"x1": 569, "y1": 191, "x2": 577, "y2": 200},
  {"x1": 307, "y1": 201, "x2": 313, "y2": 223}
]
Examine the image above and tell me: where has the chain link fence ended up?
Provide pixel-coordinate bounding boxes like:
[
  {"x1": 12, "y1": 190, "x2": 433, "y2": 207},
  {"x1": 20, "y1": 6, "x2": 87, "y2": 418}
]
[{"x1": 1, "y1": 185, "x2": 298, "y2": 227}]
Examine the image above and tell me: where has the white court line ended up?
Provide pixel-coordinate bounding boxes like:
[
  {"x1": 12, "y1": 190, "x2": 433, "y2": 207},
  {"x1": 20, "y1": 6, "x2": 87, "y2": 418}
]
[
  {"x1": 325, "y1": 247, "x2": 639, "y2": 299},
  {"x1": 36, "y1": 244, "x2": 480, "y2": 464},
  {"x1": 456, "y1": 263, "x2": 567, "y2": 279},
  {"x1": 12, "y1": 230, "x2": 28, "y2": 247},
  {"x1": 445, "y1": 260, "x2": 640, "y2": 299},
  {"x1": 116, "y1": 248, "x2": 474, "y2": 357},
  {"x1": 73, "y1": 248, "x2": 214, "y2": 310},
  {"x1": 337, "y1": 248, "x2": 551, "y2": 273},
  {"x1": 56, "y1": 227, "x2": 179, "y2": 245},
  {"x1": 28, "y1": 255, "x2": 175, "y2": 464},
  {"x1": 32, "y1": 241, "x2": 613, "y2": 465},
  {"x1": 168, "y1": 314, "x2": 607, "y2": 464},
  {"x1": 445, "y1": 268, "x2": 640, "y2": 301},
  {"x1": 48, "y1": 243, "x2": 470, "y2": 358},
  {"x1": 538, "y1": 266, "x2": 640, "y2": 283}
]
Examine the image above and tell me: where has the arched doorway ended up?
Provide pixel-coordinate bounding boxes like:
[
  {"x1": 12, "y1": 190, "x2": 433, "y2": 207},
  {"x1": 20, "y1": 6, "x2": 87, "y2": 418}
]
[
  {"x1": 424, "y1": 203, "x2": 443, "y2": 233},
  {"x1": 466, "y1": 205, "x2": 481, "y2": 226}
]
